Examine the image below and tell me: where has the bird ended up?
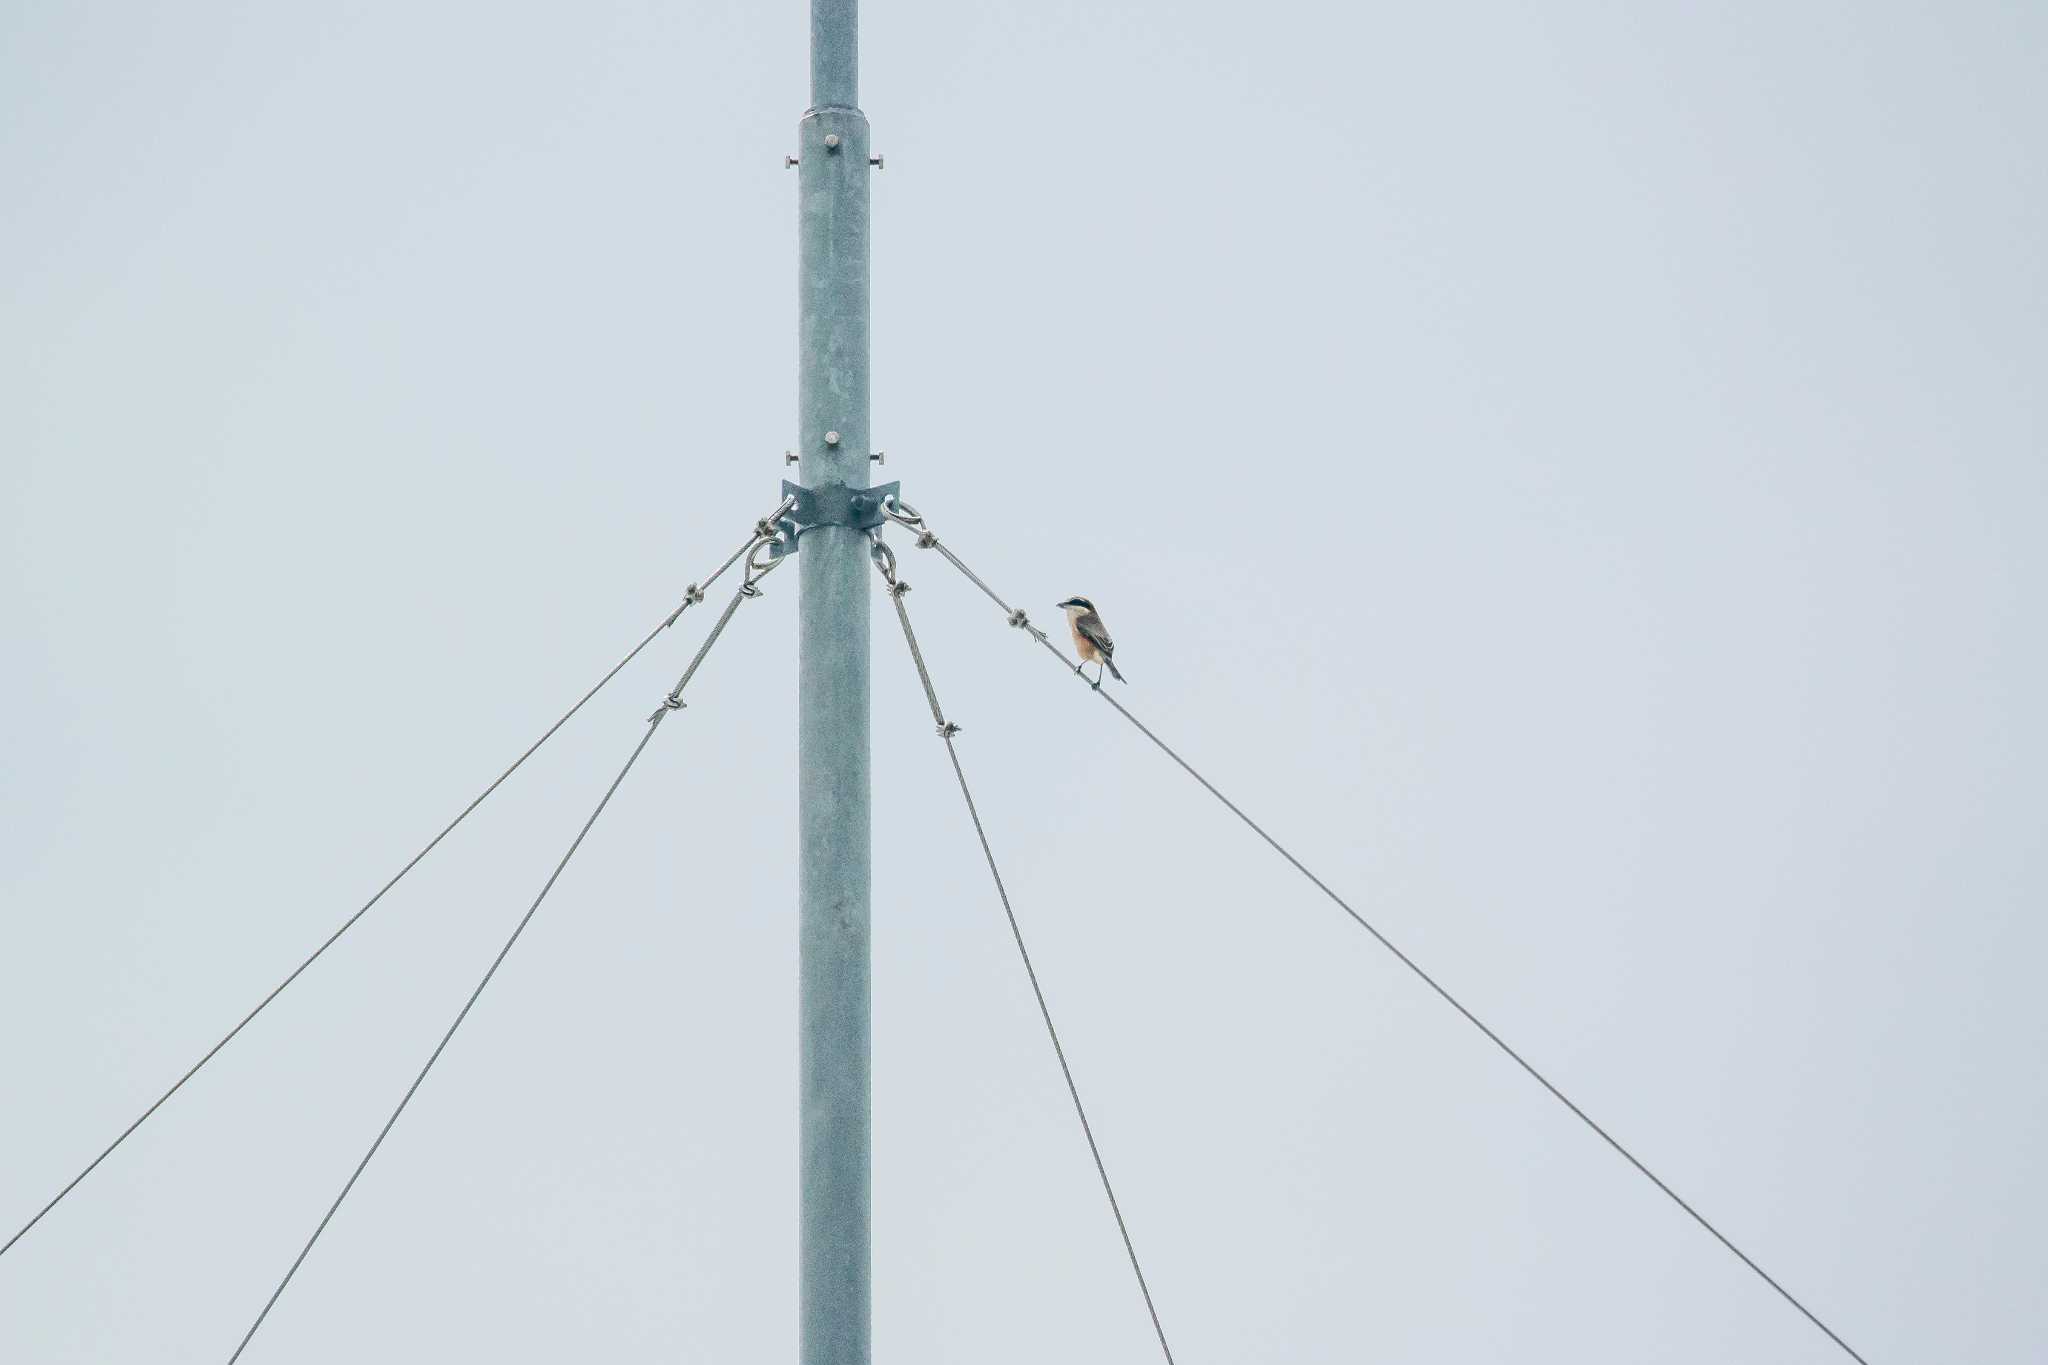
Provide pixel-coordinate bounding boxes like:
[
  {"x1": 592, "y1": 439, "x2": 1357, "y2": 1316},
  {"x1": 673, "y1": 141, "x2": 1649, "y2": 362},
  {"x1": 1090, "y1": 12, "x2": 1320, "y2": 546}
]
[{"x1": 1057, "y1": 596, "x2": 1125, "y2": 687}]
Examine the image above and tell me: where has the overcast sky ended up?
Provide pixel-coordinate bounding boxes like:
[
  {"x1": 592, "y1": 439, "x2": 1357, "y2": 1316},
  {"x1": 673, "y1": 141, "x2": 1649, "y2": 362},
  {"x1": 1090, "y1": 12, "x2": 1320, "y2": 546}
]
[{"x1": 3, "y1": 2, "x2": 2043, "y2": 1361}]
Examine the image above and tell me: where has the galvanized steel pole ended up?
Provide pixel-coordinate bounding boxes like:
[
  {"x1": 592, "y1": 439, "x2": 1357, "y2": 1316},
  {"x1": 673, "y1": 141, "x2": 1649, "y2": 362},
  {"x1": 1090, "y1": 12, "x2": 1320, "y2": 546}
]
[{"x1": 796, "y1": 1, "x2": 871, "y2": 1362}]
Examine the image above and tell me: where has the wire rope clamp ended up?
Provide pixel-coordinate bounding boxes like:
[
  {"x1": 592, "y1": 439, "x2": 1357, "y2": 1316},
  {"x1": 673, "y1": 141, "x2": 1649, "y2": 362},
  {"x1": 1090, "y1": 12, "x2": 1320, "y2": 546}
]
[
  {"x1": 767, "y1": 478, "x2": 901, "y2": 560},
  {"x1": 937, "y1": 720, "x2": 961, "y2": 738}
]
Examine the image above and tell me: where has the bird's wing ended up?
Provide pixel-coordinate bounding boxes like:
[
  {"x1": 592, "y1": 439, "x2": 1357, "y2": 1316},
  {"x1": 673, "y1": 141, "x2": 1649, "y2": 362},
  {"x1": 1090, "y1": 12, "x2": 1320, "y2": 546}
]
[{"x1": 1076, "y1": 611, "x2": 1114, "y2": 655}]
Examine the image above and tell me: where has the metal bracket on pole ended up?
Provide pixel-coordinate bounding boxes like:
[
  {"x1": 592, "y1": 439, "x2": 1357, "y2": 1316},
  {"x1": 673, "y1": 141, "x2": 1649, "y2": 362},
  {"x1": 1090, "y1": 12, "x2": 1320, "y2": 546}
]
[{"x1": 767, "y1": 479, "x2": 900, "y2": 558}]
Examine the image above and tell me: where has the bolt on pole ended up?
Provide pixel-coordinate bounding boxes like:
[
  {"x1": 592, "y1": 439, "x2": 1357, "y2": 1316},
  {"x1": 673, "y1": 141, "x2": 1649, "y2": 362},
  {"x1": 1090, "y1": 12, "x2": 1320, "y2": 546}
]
[{"x1": 795, "y1": 1, "x2": 872, "y2": 1363}]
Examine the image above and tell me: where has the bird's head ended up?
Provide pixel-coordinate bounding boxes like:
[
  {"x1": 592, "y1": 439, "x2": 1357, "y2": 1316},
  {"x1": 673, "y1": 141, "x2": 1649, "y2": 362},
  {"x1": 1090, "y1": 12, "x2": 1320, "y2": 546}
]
[{"x1": 1056, "y1": 596, "x2": 1094, "y2": 615}]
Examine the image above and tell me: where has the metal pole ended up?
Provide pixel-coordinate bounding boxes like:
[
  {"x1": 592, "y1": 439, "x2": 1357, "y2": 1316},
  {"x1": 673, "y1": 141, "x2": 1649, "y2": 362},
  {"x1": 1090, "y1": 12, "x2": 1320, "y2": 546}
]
[{"x1": 796, "y1": 2, "x2": 870, "y2": 1362}]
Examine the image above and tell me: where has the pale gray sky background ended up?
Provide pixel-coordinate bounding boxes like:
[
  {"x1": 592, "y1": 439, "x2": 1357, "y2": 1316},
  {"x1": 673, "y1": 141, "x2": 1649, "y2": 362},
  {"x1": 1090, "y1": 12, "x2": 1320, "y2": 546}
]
[{"x1": 3, "y1": 2, "x2": 2043, "y2": 1361}]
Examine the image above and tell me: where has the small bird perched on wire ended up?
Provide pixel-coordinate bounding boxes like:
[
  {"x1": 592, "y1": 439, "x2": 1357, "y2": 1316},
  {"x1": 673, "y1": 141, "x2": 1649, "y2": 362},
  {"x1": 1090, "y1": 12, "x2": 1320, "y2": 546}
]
[{"x1": 1057, "y1": 596, "x2": 1125, "y2": 687}]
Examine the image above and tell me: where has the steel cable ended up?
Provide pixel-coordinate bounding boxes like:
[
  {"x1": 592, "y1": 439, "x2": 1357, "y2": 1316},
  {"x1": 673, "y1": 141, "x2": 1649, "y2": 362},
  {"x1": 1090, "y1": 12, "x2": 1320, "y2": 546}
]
[
  {"x1": 228, "y1": 564, "x2": 774, "y2": 1361},
  {"x1": 871, "y1": 541, "x2": 1177, "y2": 1365},
  {"x1": 906, "y1": 513, "x2": 1872, "y2": 1365},
  {"x1": 0, "y1": 513, "x2": 781, "y2": 1264}
]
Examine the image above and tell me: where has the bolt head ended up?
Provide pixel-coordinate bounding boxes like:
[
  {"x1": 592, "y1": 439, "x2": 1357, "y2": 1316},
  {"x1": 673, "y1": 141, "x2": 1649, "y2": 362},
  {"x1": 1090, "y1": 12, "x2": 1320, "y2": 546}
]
[
  {"x1": 824, "y1": 430, "x2": 841, "y2": 446},
  {"x1": 824, "y1": 133, "x2": 841, "y2": 149}
]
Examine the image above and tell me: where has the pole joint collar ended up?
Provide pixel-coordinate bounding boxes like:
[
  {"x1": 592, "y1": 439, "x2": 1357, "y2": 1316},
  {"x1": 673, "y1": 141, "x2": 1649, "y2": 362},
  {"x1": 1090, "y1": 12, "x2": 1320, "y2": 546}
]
[{"x1": 767, "y1": 479, "x2": 900, "y2": 558}]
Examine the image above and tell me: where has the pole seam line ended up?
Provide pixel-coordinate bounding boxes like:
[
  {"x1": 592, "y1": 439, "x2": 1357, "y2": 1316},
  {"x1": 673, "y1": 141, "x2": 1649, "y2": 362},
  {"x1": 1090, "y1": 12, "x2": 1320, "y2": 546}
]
[
  {"x1": 0, "y1": 525, "x2": 765, "y2": 1264},
  {"x1": 916, "y1": 523, "x2": 1872, "y2": 1365},
  {"x1": 872, "y1": 551, "x2": 1178, "y2": 1364},
  {"x1": 227, "y1": 572, "x2": 771, "y2": 1361}
]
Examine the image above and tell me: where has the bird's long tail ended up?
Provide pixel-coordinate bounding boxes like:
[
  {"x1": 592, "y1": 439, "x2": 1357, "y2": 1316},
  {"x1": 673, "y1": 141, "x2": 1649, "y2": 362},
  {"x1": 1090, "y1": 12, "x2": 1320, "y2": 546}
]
[{"x1": 1106, "y1": 655, "x2": 1126, "y2": 683}]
